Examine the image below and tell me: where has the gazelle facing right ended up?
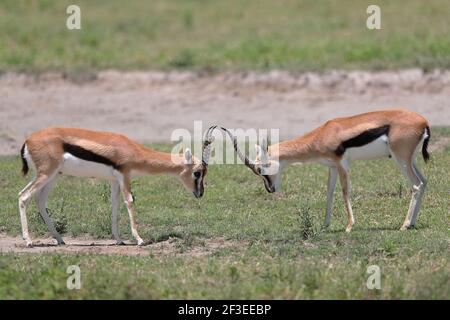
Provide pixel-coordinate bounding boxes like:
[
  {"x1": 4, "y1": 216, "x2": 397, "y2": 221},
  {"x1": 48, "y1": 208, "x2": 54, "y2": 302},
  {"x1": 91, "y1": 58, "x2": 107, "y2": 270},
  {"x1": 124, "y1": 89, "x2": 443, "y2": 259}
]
[
  {"x1": 224, "y1": 109, "x2": 430, "y2": 232},
  {"x1": 18, "y1": 126, "x2": 216, "y2": 247}
]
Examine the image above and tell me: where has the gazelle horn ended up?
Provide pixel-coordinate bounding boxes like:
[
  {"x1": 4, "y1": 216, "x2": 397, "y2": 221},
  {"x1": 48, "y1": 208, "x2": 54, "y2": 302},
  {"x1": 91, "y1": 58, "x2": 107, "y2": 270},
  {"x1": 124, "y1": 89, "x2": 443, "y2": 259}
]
[
  {"x1": 202, "y1": 125, "x2": 217, "y2": 166},
  {"x1": 219, "y1": 127, "x2": 260, "y2": 175}
]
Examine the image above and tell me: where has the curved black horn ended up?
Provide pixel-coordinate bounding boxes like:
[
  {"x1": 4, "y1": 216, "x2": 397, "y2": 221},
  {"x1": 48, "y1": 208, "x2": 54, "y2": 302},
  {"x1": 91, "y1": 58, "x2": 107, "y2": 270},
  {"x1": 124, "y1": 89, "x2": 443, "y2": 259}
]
[
  {"x1": 202, "y1": 125, "x2": 217, "y2": 166},
  {"x1": 220, "y1": 127, "x2": 260, "y2": 175}
]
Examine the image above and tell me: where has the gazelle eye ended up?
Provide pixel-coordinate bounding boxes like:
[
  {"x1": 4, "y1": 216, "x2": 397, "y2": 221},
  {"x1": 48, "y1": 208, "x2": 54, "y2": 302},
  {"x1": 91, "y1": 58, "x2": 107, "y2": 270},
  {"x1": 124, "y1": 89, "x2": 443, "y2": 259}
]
[{"x1": 193, "y1": 171, "x2": 201, "y2": 179}]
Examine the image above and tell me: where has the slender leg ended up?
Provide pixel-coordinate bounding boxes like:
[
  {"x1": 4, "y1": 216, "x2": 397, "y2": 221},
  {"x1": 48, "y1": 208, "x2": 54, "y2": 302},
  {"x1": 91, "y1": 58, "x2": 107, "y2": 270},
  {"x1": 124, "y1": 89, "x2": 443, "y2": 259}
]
[
  {"x1": 409, "y1": 161, "x2": 427, "y2": 227},
  {"x1": 388, "y1": 129, "x2": 429, "y2": 230},
  {"x1": 35, "y1": 177, "x2": 65, "y2": 245},
  {"x1": 324, "y1": 166, "x2": 337, "y2": 227},
  {"x1": 336, "y1": 163, "x2": 355, "y2": 232},
  {"x1": 116, "y1": 173, "x2": 144, "y2": 245},
  {"x1": 111, "y1": 180, "x2": 124, "y2": 245},
  {"x1": 392, "y1": 155, "x2": 422, "y2": 230},
  {"x1": 18, "y1": 174, "x2": 53, "y2": 247}
]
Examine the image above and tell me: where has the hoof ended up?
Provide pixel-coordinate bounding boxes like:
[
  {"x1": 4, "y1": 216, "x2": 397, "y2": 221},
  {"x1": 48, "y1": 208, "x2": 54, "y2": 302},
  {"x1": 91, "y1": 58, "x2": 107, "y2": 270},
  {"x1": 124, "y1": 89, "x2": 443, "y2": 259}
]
[
  {"x1": 345, "y1": 226, "x2": 352, "y2": 233},
  {"x1": 116, "y1": 241, "x2": 125, "y2": 246},
  {"x1": 137, "y1": 239, "x2": 145, "y2": 246},
  {"x1": 26, "y1": 242, "x2": 33, "y2": 248},
  {"x1": 58, "y1": 241, "x2": 66, "y2": 246}
]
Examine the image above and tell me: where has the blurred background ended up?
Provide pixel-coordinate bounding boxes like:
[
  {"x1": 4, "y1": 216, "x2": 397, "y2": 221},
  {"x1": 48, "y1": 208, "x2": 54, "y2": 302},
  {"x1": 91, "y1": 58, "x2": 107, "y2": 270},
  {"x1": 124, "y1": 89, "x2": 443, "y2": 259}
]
[{"x1": 1, "y1": 0, "x2": 449, "y2": 72}]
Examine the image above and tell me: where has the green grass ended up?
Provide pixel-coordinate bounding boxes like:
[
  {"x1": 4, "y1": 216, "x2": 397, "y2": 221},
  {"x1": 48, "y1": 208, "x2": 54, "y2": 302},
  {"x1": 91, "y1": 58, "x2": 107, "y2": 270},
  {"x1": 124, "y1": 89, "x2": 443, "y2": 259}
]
[
  {"x1": 1, "y1": 0, "x2": 450, "y2": 71},
  {"x1": 0, "y1": 128, "x2": 449, "y2": 299}
]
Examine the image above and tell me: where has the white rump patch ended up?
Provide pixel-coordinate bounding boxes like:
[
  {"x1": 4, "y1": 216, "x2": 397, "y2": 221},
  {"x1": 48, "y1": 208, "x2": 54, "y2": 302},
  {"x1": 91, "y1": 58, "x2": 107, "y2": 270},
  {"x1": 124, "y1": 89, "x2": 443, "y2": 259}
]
[{"x1": 23, "y1": 144, "x2": 36, "y2": 172}]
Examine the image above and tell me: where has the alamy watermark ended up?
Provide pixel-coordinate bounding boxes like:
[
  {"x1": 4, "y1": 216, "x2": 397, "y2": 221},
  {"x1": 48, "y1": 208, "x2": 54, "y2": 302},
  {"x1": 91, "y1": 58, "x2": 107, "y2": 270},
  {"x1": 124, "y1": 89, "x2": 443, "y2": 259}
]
[
  {"x1": 366, "y1": 265, "x2": 381, "y2": 290},
  {"x1": 171, "y1": 121, "x2": 280, "y2": 170},
  {"x1": 67, "y1": 265, "x2": 81, "y2": 290},
  {"x1": 66, "y1": 5, "x2": 81, "y2": 30},
  {"x1": 366, "y1": 5, "x2": 381, "y2": 30}
]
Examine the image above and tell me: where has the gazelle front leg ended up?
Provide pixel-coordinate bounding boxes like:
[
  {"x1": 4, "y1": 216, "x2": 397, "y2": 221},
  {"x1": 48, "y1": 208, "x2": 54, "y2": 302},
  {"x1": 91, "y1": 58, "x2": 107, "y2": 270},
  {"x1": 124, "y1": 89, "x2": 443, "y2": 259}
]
[
  {"x1": 115, "y1": 172, "x2": 144, "y2": 246},
  {"x1": 111, "y1": 180, "x2": 124, "y2": 245},
  {"x1": 324, "y1": 166, "x2": 337, "y2": 227},
  {"x1": 336, "y1": 162, "x2": 355, "y2": 233}
]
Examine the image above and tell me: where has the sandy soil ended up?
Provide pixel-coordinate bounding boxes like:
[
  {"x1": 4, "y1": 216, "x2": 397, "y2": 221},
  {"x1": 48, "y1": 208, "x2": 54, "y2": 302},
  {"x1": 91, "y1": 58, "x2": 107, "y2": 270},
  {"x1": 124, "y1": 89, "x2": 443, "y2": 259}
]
[
  {"x1": 0, "y1": 233, "x2": 244, "y2": 256},
  {"x1": 1, "y1": 69, "x2": 450, "y2": 156}
]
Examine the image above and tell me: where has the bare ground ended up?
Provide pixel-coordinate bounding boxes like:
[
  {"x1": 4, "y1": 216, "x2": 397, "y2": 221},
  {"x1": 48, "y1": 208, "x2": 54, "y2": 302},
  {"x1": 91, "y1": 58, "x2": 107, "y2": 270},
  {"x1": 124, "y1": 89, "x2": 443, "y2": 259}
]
[
  {"x1": 0, "y1": 233, "x2": 245, "y2": 256},
  {"x1": 1, "y1": 69, "x2": 450, "y2": 155}
]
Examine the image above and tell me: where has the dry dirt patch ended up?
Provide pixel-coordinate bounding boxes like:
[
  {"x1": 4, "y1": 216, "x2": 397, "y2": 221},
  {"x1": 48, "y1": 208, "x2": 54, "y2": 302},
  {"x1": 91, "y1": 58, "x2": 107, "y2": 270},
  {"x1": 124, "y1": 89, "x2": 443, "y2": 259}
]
[
  {"x1": 1, "y1": 69, "x2": 450, "y2": 155},
  {"x1": 0, "y1": 234, "x2": 246, "y2": 256}
]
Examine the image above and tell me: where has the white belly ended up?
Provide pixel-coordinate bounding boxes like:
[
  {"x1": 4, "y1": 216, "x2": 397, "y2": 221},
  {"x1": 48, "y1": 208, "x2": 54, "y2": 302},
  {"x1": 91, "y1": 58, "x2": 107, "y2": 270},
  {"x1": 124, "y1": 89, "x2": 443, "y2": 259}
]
[
  {"x1": 343, "y1": 135, "x2": 390, "y2": 161},
  {"x1": 60, "y1": 153, "x2": 116, "y2": 180}
]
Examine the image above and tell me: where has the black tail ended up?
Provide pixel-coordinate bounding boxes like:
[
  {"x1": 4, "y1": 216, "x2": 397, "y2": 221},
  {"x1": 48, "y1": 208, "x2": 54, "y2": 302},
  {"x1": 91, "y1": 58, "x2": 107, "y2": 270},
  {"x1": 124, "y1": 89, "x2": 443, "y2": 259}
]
[
  {"x1": 20, "y1": 143, "x2": 29, "y2": 176},
  {"x1": 422, "y1": 126, "x2": 430, "y2": 163}
]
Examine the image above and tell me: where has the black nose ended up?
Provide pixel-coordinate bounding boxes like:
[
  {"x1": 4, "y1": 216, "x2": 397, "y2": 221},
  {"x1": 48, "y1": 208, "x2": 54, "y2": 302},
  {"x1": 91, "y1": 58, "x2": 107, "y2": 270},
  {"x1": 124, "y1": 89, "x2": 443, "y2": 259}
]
[{"x1": 193, "y1": 190, "x2": 204, "y2": 198}]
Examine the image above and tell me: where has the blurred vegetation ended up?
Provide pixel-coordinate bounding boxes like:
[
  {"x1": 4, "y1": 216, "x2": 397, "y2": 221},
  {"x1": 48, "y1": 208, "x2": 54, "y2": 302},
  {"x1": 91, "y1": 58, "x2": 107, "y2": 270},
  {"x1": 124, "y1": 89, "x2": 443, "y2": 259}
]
[{"x1": 0, "y1": 0, "x2": 449, "y2": 71}]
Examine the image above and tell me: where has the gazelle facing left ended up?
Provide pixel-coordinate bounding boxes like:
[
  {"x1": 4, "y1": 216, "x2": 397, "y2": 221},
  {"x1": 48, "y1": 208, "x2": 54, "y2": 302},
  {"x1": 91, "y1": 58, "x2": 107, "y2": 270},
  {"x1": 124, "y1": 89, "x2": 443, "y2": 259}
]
[
  {"x1": 224, "y1": 109, "x2": 430, "y2": 232},
  {"x1": 18, "y1": 126, "x2": 215, "y2": 247}
]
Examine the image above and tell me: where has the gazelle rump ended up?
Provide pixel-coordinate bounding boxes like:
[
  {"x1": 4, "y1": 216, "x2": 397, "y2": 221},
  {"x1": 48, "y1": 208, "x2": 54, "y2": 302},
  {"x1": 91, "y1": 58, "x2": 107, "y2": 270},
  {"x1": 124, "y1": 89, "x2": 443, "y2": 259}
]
[
  {"x1": 18, "y1": 126, "x2": 214, "y2": 247},
  {"x1": 225, "y1": 109, "x2": 430, "y2": 232}
]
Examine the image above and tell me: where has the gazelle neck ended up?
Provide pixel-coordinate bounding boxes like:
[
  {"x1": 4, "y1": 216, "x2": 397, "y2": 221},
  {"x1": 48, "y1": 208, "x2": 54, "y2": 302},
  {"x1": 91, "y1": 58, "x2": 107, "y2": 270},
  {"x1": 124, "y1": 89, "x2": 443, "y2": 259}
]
[
  {"x1": 269, "y1": 131, "x2": 317, "y2": 164},
  {"x1": 134, "y1": 146, "x2": 185, "y2": 175}
]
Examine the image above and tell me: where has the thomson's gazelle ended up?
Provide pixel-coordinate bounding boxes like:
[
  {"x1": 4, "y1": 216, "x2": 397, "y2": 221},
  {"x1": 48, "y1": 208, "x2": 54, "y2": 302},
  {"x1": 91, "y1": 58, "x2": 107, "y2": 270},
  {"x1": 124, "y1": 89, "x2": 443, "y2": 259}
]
[
  {"x1": 225, "y1": 109, "x2": 430, "y2": 232},
  {"x1": 18, "y1": 126, "x2": 215, "y2": 247}
]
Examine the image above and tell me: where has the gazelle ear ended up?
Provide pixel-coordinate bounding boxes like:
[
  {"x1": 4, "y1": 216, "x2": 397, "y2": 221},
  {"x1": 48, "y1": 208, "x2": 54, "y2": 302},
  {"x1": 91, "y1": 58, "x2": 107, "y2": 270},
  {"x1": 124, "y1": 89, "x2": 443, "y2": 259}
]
[{"x1": 184, "y1": 148, "x2": 193, "y2": 164}]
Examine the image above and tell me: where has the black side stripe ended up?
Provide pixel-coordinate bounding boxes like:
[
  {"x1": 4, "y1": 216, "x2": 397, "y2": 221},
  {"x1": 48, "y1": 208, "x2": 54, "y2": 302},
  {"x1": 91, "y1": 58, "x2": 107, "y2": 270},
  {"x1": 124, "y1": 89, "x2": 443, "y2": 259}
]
[
  {"x1": 62, "y1": 143, "x2": 121, "y2": 169},
  {"x1": 335, "y1": 125, "x2": 390, "y2": 156}
]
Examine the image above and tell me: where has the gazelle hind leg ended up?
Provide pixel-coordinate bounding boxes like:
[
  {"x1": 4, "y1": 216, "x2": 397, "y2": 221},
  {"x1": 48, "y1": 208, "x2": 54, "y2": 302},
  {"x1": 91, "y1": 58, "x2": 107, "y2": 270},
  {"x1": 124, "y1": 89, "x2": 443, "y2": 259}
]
[
  {"x1": 388, "y1": 127, "x2": 428, "y2": 230},
  {"x1": 324, "y1": 166, "x2": 337, "y2": 227},
  {"x1": 390, "y1": 152, "x2": 423, "y2": 230},
  {"x1": 409, "y1": 161, "x2": 427, "y2": 227},
  {"x1": 19, "y1": 174, "x2": 54, "y2": 247},
  {"x1": 35, "y1": 176, "x2": 65, "y2": 245},
  {"x1": 18, "y1": 180, "x2": 35, "y2": 247}
]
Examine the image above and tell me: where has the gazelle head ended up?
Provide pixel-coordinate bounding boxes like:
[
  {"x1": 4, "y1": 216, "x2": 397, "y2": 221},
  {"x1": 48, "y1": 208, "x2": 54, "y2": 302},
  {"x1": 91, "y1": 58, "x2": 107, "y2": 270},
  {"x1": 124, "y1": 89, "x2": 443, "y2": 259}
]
[
  {"x1": 222, "y1": 127, "x2": 281, "y2": 193},
  {"x1": 178, "y1": 148, "x2": 206, "y2": 198},
  {"x1": 178, "y1": 126, "x2": 216, "y2": 198}
]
